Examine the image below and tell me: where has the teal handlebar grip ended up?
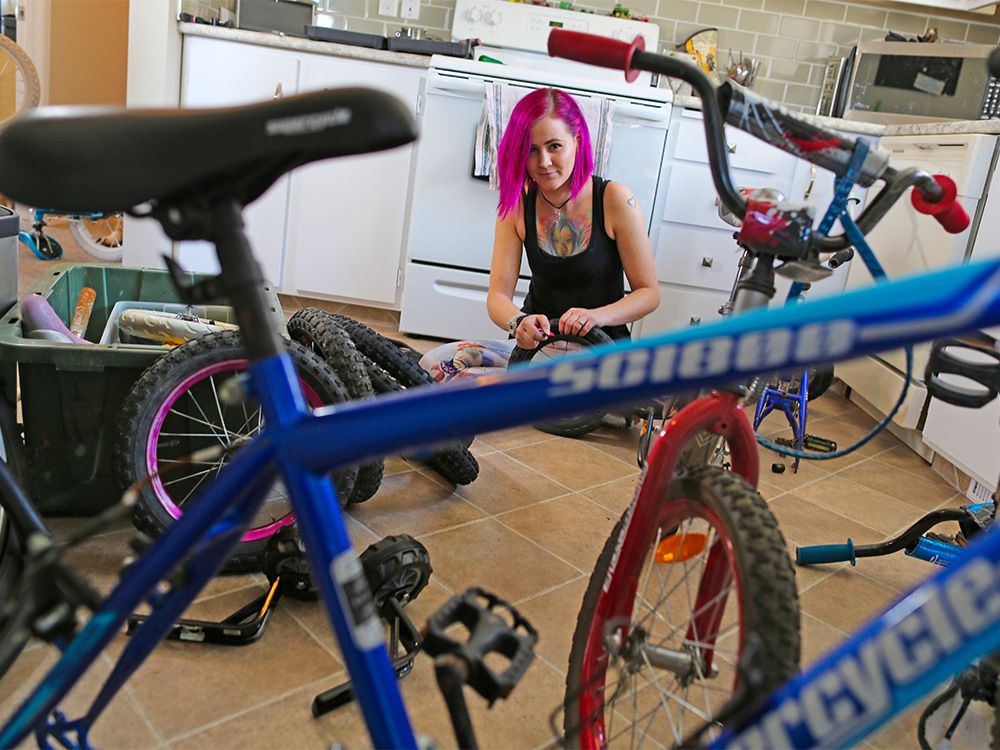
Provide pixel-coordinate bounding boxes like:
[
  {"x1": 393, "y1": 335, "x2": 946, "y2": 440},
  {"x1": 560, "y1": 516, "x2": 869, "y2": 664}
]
[{"x1": 796, "y1": 539, "x2": 856, "y2": 566}]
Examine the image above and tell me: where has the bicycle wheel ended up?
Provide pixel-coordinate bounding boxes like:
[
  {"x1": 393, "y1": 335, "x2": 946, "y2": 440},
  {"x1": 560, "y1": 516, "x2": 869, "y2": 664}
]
[
  {"x1": 327, "y1": 313, "x2": 432, "y2": 388},
  {"x1": 0, "y1": 34, "x2": 40, "y2": 127},
  {"x1": 68, "y1": 213, "x2": 124, "y2": 262},
  {"x1": 807, "y1": 364, "x2": 835, "y2": 402},
  {"x1": 287, "y1": 308, "x2": 384, "y2": 504},
  {"x1": 509, "y1": 321, "x2": 613, "y2": 438},
  {"x1": 564, "y1": 466, "x2": 800, "y2": 748},
  {"x1": 114, "y1": 331, "x2": 356, "y2": 573}
]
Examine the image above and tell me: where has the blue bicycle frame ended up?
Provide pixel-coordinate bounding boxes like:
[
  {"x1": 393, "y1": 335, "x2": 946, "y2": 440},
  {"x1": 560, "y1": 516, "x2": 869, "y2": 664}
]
[{"x1": 3, "y1": 254, "x2": 1000, "y2": 749}]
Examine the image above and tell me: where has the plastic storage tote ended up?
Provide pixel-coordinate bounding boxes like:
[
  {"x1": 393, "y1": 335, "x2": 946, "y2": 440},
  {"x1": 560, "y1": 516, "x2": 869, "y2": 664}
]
[{"x1": 0, "y1": 263, "x2": 285, "y2": 514}]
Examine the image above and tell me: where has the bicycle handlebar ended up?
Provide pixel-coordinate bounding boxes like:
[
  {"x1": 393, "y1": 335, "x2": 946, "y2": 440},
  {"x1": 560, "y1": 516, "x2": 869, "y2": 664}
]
[{"x1": 548, "y1": 29, "x2": 969, "y2": 238}]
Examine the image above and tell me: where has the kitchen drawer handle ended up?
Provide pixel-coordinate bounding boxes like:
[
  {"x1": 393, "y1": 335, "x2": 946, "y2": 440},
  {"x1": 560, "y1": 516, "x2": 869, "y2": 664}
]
[
  {"x1": 690, "y1": 316, "x2": 701, "y2": 325},
  {"x1": 727, "y1": 143, "x2": 737, "y2": 154},
  {"x1": 701, "y1": 257, "x2": 714, "y2": 268},
  {"x1": 273, "y1": 82, "x2": 284, "y2": 99}
]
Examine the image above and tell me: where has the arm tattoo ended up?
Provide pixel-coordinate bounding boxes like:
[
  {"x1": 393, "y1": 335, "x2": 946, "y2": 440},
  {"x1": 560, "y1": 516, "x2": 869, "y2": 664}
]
[{"x1": 626, "y1": 195, "x2": 637, "y2": 209}]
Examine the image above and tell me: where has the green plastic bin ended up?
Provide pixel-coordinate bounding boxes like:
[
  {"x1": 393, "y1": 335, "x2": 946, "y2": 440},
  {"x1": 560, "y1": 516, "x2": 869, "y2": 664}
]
[{"x1": 0, "y1": 263, "x2": 285, "y2": 515}]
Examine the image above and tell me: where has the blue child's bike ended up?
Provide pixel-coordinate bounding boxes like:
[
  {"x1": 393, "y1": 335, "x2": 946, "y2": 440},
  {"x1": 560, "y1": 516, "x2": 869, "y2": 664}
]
[
  {"x1": 0, "y1": 32, "x2": 998, "y2": 750},
  {"x1": 18, "y1": 207, "x2": 123, "y2": 261}
]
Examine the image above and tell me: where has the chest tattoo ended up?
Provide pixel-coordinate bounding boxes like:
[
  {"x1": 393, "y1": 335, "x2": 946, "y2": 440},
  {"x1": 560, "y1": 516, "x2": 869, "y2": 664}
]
[{"x1": 538, "y1": 210, "x2": 592, "y2": 258}]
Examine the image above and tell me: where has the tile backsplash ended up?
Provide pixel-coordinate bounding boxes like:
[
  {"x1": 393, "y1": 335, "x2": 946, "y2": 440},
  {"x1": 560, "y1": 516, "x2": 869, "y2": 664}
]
[{"x1": 186, "y1": 0, "x2": 1000, "y2": 111}]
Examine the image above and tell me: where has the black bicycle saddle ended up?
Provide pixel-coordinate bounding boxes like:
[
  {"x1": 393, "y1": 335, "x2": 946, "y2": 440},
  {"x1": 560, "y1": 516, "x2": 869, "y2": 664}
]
[{"x1": 0, "y1": 87, "x2": 417, "y2": 214}]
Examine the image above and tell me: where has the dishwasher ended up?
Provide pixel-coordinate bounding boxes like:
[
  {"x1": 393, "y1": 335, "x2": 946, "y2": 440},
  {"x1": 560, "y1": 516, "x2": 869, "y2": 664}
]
[{"x1": 838, "y1": 132, "x2": 998, "y2": 432}]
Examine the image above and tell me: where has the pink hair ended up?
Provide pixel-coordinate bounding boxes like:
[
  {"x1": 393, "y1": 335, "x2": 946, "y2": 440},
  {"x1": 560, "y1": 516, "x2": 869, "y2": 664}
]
[{"x1": 496, "y1": 88, "x2": 594, "y2": 218}]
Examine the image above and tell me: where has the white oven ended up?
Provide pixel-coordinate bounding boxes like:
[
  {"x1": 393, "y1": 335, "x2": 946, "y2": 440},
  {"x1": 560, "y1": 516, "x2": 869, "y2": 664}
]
[{"x1": 399, "y1": 3, "x2": 670, "y2": 341}]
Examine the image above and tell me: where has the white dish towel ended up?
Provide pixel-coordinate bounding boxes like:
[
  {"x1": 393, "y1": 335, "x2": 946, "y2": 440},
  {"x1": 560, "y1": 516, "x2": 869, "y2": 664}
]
[{"x1": 474, "y1": 82, "x2": 615, "y2": 190}]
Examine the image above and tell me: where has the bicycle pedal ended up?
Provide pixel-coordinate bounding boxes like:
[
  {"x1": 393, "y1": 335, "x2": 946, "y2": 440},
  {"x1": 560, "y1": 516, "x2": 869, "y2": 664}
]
[
  {"x1": 803, "y1": 434, "x2": 837, "y2": 452},
  {"x1": 422, "y1": 588, "x2": 537, "y2": 705}
]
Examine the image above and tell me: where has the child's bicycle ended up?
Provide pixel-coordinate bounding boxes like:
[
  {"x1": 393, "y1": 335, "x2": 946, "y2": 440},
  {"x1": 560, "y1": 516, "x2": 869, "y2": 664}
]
[
  {"x1": 0, "y1": 32, "x2": 997, "y2": 750},
  {"x1": 18, "y1": 208, "x2": 124, "y2": 262}
]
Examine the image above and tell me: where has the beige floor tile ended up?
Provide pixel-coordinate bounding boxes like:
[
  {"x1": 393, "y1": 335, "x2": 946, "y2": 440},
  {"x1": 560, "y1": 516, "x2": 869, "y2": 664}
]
[
  {"x1": 769, "y1": 493, "x2": 883, "y2": 549},
  {"x1": 516, "y1": 578, "x2": 588, "y2": 672},
  {"x1": 578, "y1": 425, "x2": 641, "y2": 467},
  {"x1": 106, "y1": 587, "x2": 341, "y2": 741},
  {"x1": 789, "y1": 414, "x2": 900, "y2": 471},
  {"x1": 498, "y1": 494, "x2": 618, "y2": 572},
  {"x1": 806, "y1": 390, "x2": 854, "y2": 419},
  {"x1": 455, "y1": 452, "x2": 570, "y2": 514},
  {"x1": 476, "y1": 425, "x2": 554, "y2": 452},
  {"x1": 799, "y1": 612, "x2": 846, "y2": 668},
  {"x1": 840, "y1": 460, "x2": 960, "y2": 511},
  {"x1": 756, "y1": 446, "x2": 831, "y2": 492},
  {"x1": 505, "y1": 440, "x2": 638, "y2": 491},
  {"x1": 419, "y1": 518, "x2": 578, "y2": 602},
  {"x1": 791, "y1": 473, "x2": 931, "y2": 536},
  {"x1": 347, "y1": 470, "x2": 485, "y2": 538},
  {"x1": 1, "y1": 647, "x2": 160, "y2": 750},
  {"x1": 798, "y1": 569, "x2": 900, "y2": 633},
  {"x1": 580, "y1": 476, "x2": 639, "y2": 517}
]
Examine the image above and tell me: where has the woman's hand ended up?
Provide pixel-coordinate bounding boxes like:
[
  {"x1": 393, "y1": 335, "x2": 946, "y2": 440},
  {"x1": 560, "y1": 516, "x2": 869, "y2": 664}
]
[
  {"x1": 515, "y1": 314, "x2": 551, "y2": 349},
  {"x1": 559, "y1": 308, "x2": 603, "y2": 337}
]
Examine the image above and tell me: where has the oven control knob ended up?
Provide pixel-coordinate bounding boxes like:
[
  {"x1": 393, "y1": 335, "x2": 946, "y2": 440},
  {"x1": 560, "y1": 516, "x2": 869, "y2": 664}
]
[
  {"x1": 487, "y1": 9, "x2": 503, "y2": 24},
  {"x1": 466, "y1": 6, "x2": 482, "y2": 22}
]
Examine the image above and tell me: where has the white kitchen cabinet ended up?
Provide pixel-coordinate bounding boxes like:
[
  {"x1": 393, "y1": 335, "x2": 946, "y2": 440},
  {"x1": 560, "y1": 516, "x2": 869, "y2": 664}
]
[
  {"x1": 281, "y1": 55, "x2": 422, "y2": 306},
  {"x1": 635, "y1": 107, "x2": 798, "y2": 338},
  {"x1": 179, "y1": 36, "x2": 301, "y2": 286}
]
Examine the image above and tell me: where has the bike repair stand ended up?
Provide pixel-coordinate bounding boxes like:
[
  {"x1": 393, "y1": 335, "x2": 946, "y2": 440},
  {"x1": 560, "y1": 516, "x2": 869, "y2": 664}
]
[{"x1": 753, "y1": 140, "x2": 883, "y2": 472}]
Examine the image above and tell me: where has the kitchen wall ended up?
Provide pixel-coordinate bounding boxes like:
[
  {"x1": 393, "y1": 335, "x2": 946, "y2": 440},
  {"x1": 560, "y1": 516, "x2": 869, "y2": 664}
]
[{"x1": 185, "y1": 0, "x2": 1000, "y2": 111}]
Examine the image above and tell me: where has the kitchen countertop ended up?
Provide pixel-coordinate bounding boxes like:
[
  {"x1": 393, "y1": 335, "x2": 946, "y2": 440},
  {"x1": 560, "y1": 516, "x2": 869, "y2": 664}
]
[
  {"x1": 178, "y1": 22, "x2": 432, "y2": 68},
  {"x1": 181, "y1": 25, "x2": 1000, "y2": 138},
  {"x1": 673, "y1": 94, "x2": 1000, "y2": 137}
]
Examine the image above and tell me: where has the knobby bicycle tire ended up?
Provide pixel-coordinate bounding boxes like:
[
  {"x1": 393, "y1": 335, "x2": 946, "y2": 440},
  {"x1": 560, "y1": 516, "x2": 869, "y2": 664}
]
[
  {"x1": 68, "y1": 213, "x2": 124, "y2": 262},
  {"x1": 114, "y1": 331, "x2": 356, "y2": 573},
  {"x1": 564, "y1": 465, "x2": 800, "y2": 748},
  {"x1": 287, "y1": 308, "x2": 384, "y2": 504},
  {"x1": 0, "y1": 35, "x2": 40, "y2": 127},
  {"x1": 509, "y1": 321, "x2": 614, "y2": 439},
  {"x1": 326, "y1": 313, "x2": 432, "y2": 388},
  {"x1": 361, "y1": 352, "x2": 479, "y2": 485}
]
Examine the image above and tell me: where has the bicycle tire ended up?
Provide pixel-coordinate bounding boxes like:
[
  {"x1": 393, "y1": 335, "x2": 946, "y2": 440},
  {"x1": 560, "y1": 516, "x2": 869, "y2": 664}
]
[
  {"x1": 68, "y1": 213, "x2": 124, "y2": 262},
  {"x1": 287, "y1": 308, "x2": 384, "y2": 504},
  {"x1": 360, "y1": 350, "x2": 479, "y2": 485},
  {"x1": 327, "y1": 313, "x2": 434, "y2": 389},
  {"x1": 117, "y1": 309, "x2": 238, "y2": 346},
  {"x1": 0, "y1": 34, "x2": 41, "y2": 127},
  {"x1": 114, "y1": 330, "x2": 357, "y2": 573},
  {"x1": 509, "y1": 320, "x2": 613, "y2": 439},
  {"x1": 564, "y1": 465, "x2": 800, "y2": 748},
  {"x1": 807, "y1": 364, "x2": 835, "y2": 402},
  {"x1": 0, "y1": 394, "x2": 28, "y2": 679}
]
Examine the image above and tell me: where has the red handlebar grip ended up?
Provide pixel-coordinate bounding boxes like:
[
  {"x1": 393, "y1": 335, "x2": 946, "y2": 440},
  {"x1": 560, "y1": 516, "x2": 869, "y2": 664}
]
[
  {"x1": 548, "y1": 29, "x2": 645, "y2": 82},
  {"x1": 911, "y1": 174, "x2": 969, "y2": 234}
]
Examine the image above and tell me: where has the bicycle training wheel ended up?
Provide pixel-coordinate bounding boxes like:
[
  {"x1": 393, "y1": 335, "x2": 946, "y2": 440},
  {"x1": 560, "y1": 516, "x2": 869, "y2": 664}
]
[
  {"x1": 287, "y1": 308, "x2": 384, "y2": 504},
  {"x1": 114, "y1": 330, "x2": 357, "y2": 573},
  {"x1": 509, "y1": 319, "x2": 613, "y2": 438},
  {"x1": 0, "y1": 35, "x2": 40, "y2": 127},
  {"x1": 68, "y1": 213, "x2": 124, "y2": 263},
  {"x1": 564, "y1": 466, "x2": 800, "y2": 748}
]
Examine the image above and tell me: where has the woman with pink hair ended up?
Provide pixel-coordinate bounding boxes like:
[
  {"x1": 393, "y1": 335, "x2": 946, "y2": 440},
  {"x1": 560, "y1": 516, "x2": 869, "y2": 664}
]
[{"x1": 486, "y1": 87, "x2": 659, "y2": 348}]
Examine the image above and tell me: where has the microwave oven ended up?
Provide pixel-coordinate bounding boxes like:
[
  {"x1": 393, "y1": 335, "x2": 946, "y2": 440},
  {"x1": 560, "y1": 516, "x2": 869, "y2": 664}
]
[{"x1": 844, "y1": 40, "x2": 1000, "y2": 123}]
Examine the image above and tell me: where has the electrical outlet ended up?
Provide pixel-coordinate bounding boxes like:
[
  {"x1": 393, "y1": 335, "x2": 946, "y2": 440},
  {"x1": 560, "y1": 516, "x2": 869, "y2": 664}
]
[
  {"x1": 400, "y1": 0, "x2": 420, "y2": 20},
  {"x1": 378, "y1": 0, "x2": 398, "y2": 17}
]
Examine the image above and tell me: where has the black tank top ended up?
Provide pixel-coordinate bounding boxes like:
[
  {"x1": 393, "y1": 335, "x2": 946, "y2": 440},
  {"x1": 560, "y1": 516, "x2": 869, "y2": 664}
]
[{"x1": 522, "y1": 175, "x2": 629, "y2": 341}]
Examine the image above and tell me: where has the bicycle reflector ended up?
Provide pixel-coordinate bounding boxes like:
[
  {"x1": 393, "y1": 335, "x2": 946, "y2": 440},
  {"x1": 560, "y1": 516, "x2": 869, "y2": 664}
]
[{"x1": 655, "y1": 533, "x2": 707, "y2": 563}]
